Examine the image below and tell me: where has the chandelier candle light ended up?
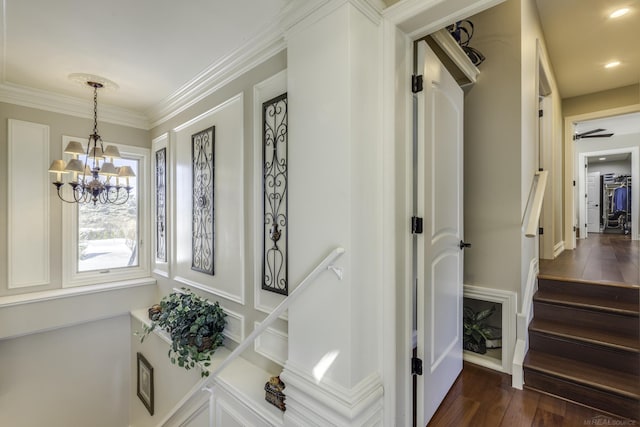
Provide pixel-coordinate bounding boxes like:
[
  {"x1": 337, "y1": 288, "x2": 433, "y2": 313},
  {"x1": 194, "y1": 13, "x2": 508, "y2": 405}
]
[{"x1": 48, "y1": 79, "x2": 135, "y2": 205}]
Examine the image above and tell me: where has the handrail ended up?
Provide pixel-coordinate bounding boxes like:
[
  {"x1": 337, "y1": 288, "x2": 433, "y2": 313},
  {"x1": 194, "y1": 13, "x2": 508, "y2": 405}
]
[
  {"x1": 523, "y1": 170, "x2": 548, "y2": 237},
  {"x1": 157, "y1": 247, "x2": 346, "y2": 426}
]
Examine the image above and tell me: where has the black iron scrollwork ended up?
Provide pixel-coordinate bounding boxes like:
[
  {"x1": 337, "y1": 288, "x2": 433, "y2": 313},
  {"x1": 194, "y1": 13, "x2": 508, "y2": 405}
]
[
  {"x1": 192, "y1": 126, "x2": 215, "y2": 275},
  {"x1": 262, "y1": 94, "x2": 288, "y2": 295},
  {"x1": 156, "y1": 148, "x2": 167, "y2": 262}
]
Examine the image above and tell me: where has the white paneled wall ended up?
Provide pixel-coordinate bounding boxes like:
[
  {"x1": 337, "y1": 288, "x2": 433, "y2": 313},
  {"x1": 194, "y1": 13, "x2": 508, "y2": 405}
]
[
  {"x1": 172, "y1": 94, "x2": 245, "y2": 304},
  {"x1": 7, "y1": 119, "x2": 50, "y2": 289}
]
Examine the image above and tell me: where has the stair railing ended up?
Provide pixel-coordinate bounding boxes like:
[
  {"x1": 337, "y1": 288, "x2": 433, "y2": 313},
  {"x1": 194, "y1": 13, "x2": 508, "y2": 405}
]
[
  {"x1": 156, "y1": 247, "x2": 346, "y2": 426},
  {"x1": 523, "y1": 170, "x2": 548, "y2": 237}
]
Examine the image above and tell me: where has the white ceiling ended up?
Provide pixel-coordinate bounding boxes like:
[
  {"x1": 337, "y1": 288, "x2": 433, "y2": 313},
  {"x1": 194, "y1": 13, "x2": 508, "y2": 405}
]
[
  {"x1": 1, "y1": 0, "x2": 639, "y2": 130},
  {"x1": 535, "y1": 0, "x2": 640, "y2": 99},
  {"x1": 1, "y1": 0, "x2": 291, "y2": 114}
]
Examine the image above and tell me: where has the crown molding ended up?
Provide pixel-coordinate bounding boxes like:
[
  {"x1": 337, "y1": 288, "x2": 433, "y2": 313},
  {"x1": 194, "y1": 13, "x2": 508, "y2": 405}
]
[
  {"x1": 145, "y1": 27, "x2": 286, "y2": 129},
  {"x1": 0, "y1": 82, "x2": 150, "y2": 129},
  {"x1": 146, "y1": 0, "x2": 343, "y2": 129}
]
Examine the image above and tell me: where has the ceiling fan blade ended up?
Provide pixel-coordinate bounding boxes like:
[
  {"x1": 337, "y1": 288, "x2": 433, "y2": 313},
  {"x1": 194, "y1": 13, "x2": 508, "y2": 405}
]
[
  {"x1": 579, "y1": 133, "x2": 614, "y2": 138},
  {"x1": 576, "y1": 128, "x2": 606, "y2": 137}
]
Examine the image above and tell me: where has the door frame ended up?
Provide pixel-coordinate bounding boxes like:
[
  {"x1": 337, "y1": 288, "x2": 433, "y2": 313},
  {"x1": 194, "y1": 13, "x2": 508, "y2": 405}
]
[
  {"x1": 564, "y1": 104, "x2": 640, "y2": 248},
  {"x1": 382, "y1": 1, "x2": 507, "y2": 425},
  {"x1": 577, "y1": 147, "x2": 638, "y2": 240}
]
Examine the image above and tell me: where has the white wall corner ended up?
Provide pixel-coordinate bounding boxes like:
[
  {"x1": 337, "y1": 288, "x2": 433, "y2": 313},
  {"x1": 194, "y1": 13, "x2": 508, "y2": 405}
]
[{"x1": 281, "y1": 362, "x2": 384, "y2": 426}]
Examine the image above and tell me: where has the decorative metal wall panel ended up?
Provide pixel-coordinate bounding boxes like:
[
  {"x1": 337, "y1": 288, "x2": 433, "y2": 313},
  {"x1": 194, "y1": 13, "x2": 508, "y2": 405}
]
[
  {"x1": 191, "y1": 126, "x2": 215, "y2": 275},
  {"x1": 262, "y1": 93, "x2": 288, "y2": 295},
  {"x1": 155, "y1": 148, "x2": 167, "y2": 262}
]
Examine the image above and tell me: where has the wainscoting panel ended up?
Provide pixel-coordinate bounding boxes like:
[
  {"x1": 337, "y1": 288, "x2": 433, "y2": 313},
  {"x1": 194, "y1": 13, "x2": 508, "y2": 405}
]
[
  {"x1": 253, "y1": 321, "x2": 288, "y2": 366},
  {"x1": 172, "y1": 94, "x2": 245, "y2": 304},
  {"x1": 8, "y1": 119, "x2": 50, "y2": 289}
]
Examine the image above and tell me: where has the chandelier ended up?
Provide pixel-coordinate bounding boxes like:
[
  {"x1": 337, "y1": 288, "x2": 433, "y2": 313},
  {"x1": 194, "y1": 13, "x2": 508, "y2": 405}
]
[{"x1": 48, "y1": 80, "x2": 135, "y2": 205}]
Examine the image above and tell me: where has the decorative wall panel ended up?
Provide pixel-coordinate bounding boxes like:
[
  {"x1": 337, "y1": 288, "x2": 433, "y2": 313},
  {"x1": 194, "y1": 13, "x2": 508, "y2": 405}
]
[
  {"x1": 191, "y1": 126, "x2": 215, "y2": 275},
  {"x1": 262, "y1": 94, "x2": 288, "y2": 295},
  {"x1": 155, "y1": 147, "x2": 167, "y2": 263},
  {"x1": 8, "y1": 120, "x2": 50, "y2": 288}
]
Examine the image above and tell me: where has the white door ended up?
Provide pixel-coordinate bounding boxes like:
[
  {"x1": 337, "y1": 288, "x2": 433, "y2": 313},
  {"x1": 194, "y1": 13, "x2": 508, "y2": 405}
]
[
  {"x1": 587, "y1": 171, "x2": 600, "y2": 233},
  {"x1": 415, "y1": 40, "x2": 465, "y2": 426}
]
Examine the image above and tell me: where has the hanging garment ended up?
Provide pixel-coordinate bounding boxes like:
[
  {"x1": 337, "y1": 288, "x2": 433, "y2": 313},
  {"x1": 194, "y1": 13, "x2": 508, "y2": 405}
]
[{"x1": 613, "y1": 186, "x2": 628, "y2": 212}]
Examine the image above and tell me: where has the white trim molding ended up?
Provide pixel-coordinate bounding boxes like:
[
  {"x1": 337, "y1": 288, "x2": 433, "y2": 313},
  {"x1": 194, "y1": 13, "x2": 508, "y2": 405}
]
[
  {"x1": 512, "y1": 257, "x2": 539, "y2": 389},
  {"x1": 253, "y1": 321, "x2": 288, "y2": 366},
  {"x1": 281, "y1": 362, "x2": 384, "y2": 426},
  {"x1": 0, "y1": 82, "x2": 149, "y2": 129},
  {"x1": 463, "y1": 284, "x2": 517, "y2": 374}
]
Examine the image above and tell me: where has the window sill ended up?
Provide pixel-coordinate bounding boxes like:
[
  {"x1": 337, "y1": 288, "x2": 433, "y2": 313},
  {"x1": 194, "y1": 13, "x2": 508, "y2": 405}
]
[
  {"x1": 0, "y1": 278, "x2": 157, "y2": 340},
  {"x1": 0, "y1": 278, "x2": 156, "y2": 308}
]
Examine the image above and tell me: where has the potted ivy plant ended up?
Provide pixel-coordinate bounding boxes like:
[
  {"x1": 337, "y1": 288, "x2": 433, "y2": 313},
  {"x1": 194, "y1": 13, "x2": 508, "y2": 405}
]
[
  {"x1": 463, "y1": 304, "x2": 498, "y2": 354},
  {"x1": 139, "y1": 288, "x2": 226, "y2": 377}
]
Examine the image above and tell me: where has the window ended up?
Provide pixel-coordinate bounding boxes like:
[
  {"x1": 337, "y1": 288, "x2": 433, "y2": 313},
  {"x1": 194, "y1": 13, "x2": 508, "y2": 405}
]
[
  {"x1": 78, "y1": 157, "x2": 139, "y2": 272},
  {"x1": 62, "y1": 136, "x2": 150, "y2": 287}
]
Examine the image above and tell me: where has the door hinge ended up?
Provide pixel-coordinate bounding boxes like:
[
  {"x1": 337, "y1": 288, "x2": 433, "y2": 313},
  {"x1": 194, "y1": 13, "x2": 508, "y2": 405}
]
[
  {"x1": 412, "y1": 75, "x2": 423, "y2": 93},
  {"x1": 573, "y1": 180, "x2": 576, "y2": 186},
  {"x1": 539, "y1": 227, "x2": 544, "y2": 235},
  {"x1": 411, "y1": 216, "x2": 423, "y2": 234},
  {"x1": 538, "y1": 109, "x2": 543, "y2": 117},
  {"x1": 411, "y1": 357, "x2": 423, "y2": 375},
  {"x1": 585, "y1": 223, "x2": 587, "y2": 228},
  {"x1": 573, "y1": 226, "x2": 577, "y2": 232}
]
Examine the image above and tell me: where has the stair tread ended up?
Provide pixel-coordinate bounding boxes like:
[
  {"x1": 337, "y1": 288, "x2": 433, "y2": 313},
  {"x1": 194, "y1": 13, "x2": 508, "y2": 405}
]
[
  {"x1": 534, "y1": 289, "x2": 639, "y2": 316},
  {"x1": 530, "y1": 319, "x2": 640, "y2": 352},
  {"x1": 524, "y1": 350, "x2": 640, "y2": 399},
  {"x1": 538, "y1": 274, "x2": 640, "y2": 290}
]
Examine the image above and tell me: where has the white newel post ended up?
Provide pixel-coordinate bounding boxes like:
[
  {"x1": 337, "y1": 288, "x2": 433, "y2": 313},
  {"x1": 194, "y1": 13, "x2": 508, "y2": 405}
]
[{"x1": 282, "y1": 1, "x2": 385, "y2": 426}]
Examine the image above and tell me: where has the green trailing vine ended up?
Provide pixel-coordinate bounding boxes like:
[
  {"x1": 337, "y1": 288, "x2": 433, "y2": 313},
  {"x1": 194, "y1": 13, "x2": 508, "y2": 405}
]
[{"x1": 139, "y1": 288, "x2": 226, "y2": 377}]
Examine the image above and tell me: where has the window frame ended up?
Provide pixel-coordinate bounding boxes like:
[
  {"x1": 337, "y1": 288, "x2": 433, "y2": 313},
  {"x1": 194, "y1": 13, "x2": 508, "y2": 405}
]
[{"x1": 61, "y1": 135, "x2": 150, "y2": 287}]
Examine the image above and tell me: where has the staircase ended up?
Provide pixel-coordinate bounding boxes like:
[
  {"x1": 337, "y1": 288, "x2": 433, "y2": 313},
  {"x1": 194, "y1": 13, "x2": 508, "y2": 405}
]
[{"x1": 523, "y1": 275, "x2": 640, "y2": 420}]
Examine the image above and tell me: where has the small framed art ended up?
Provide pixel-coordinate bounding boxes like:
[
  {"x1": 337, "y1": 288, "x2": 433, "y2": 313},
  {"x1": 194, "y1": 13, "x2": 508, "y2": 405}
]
[{"x1": 137, "y1": 352, "x2": 154, "y2": 415}]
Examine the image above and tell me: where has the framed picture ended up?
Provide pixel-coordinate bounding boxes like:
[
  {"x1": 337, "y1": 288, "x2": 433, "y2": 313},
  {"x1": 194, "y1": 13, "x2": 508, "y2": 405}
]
[{"x1": 137, "y1": 352, "x2": 154, "y2": 415}]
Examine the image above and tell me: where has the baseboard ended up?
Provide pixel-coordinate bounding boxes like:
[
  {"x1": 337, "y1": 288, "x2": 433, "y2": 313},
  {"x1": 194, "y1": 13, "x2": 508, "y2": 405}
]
[
  {"x1": 553, "y1": 241, "x2": 565, "y2": 258},
  {"x1": 280, "y1": 361, "x2": 384, "y2": 426}
]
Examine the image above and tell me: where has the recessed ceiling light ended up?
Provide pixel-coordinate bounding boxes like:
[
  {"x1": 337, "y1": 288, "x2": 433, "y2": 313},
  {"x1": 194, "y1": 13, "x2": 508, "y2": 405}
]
[
  {"x1": 605, "y1": 61, "x2": 621, "y2": 69},
  {"x1": 599, "y1": 157, "x2": 607, "y2": 161},
  {"x1": 610, "y1": 8, "x2": 630, "y2": 18}
]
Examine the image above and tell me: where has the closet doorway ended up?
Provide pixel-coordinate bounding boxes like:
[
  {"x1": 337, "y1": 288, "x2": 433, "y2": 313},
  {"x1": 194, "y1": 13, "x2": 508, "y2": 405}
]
[{"x1": 578, "y1": 148, "x2": 638, "y2": 240}]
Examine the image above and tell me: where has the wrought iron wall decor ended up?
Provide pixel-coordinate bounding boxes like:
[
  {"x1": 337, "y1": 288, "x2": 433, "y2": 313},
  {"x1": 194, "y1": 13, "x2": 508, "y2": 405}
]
[
  {"x1": 155, "y1": 148, "x2": 167, "y2": 262},
  {"x1": 191, "y1": 126, "x2": 215, "y2": 275},
  {"x1": 262, "y1": 93, "x2": 288, "y2": 295}
]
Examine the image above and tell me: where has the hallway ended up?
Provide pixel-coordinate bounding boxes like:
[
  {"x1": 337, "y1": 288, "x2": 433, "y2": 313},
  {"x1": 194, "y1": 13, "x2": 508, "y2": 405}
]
[{"x1": 539, "y1": 234, "x2": 639, "y2": 285}]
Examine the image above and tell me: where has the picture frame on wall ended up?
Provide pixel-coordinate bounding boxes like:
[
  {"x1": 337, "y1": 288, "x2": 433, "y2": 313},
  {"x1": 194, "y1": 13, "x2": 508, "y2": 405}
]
[{"x1": 137, "y1": 352, "x2": 154, "y2": 415}]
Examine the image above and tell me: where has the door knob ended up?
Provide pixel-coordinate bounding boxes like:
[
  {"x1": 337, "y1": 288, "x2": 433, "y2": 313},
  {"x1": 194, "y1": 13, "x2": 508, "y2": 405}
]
[{"x1": 459, "y1": 241, "x2": 471, "y2": 250}]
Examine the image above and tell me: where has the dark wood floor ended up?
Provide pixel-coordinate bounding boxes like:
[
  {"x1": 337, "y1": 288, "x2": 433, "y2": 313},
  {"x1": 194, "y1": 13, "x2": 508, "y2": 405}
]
[
  {"x1": 539, "y1": 233, "x2": 639, "y2": 285},
  {"x1": 428, "y1": 363, "x2": 637, "y2": 427},
  {"x1": 428, "y1": 234, "x2": 640, "y2": 426}
]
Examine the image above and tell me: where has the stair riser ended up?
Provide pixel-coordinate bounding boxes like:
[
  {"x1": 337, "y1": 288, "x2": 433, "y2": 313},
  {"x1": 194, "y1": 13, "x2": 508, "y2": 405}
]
[
  {"x1": 538, "y1": 278, "x2": 639, "y2": 303},
  {"x1": 533, "y1": 302, "x2": 639, "y2": 337},
  {"x1": 529, "y1": 332, "x2": 640, "y2": 375},
  {"x1": 524, "y1": 369, "x2": 640, "y2": 420}
]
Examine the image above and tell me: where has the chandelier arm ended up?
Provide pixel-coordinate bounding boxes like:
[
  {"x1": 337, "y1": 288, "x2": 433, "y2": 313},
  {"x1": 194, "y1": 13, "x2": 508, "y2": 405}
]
[{"x1": 54, "y1": 183, "x2": 87, "y2": 204}]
